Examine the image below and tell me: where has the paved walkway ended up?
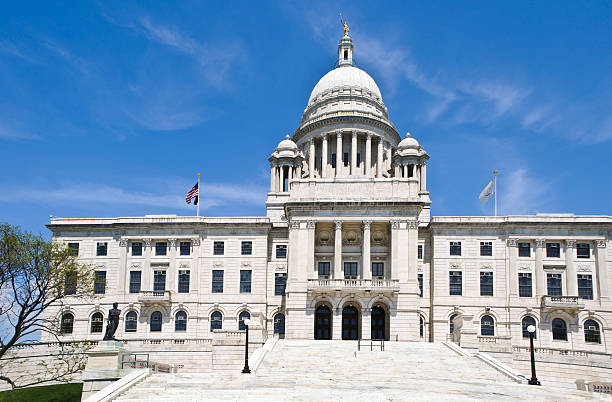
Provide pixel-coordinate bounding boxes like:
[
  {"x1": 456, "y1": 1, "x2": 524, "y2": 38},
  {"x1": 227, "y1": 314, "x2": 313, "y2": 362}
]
[{"x1": 115, "y1": 340, "x2": 609, "y2": 401}]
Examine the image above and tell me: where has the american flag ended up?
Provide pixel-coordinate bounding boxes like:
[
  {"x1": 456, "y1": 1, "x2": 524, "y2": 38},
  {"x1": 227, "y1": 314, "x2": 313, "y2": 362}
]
[{"x1": 186, "y1": 182, "x2": 199, "y2": 205}]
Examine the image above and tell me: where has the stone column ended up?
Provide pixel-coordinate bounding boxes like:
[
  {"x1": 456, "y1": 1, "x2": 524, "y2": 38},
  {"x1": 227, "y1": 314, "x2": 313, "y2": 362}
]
[
  {"x1": 270, "y1": 164, "x2": 276, "y2": 192},
  {"x1": 390, "y1": 220, "x2": 400, "y2": 280},
  {"x1": 377, "y1": 137, "x2": 383, "y2": 178},
  {"x1": 143, "y1": 238, "x2": 152, "y2": 290},
  {"x1": 276, "y1": 166, "x2": 281, "y2": 193},
  {"x1": 595, "y1": 240, "x2": 609, "y2": 298},
  {"x1": 386, "y1": 145, "x2": 392, "y2": 177},
  {"x1": 421, "y1": 163, "x2": 427, "y2": 190},
  {"x1": 334, "y1": 220, "x2": 343, "y2": 279},
  {"x1": 363, "y1": 221, "x2": 371, "y2": 280},
  {"x1": 118, "y1": 239, "x2": 128, "y2": 295},
  {"x1": 507, "y1": 239, "x2": 518, "y2": 296},
  {"x1": 280, "y1": 165, "x2": 285, "y2": 192},
  {"x1": 407, "y1": 220, "x2": 418, "y2": 284},
  {"x1": 307, "y1": 221, "x2": 316, "y2": 280},
  {"x1": 287, "y1": 222, "x2": 300, "y2": 284},
  {"x1": 192, "y1": 238, "x2": 200, "y2": 293},
  {"x1": 535, "y1": 239, "x2": 546, "y2": 296},
  {"x1": 362, "y1": 308, "x2": 372, "y2": 340},
  {"x1": 336, "y1": 131, "x2": 343, "y2": 177},
  {"x1": 566, "y1": 240, "x2": 577, "y2": 295},
  {"x1": 309, "y1": 139, "x2": 315, "y2": 178},
  {"x1": 168, "y1": 238, "x2": 177, "y2": 291},
  {"x1": 351, "y1": 131, "x2": 357, "y2": 175},
  {"x1": 321, "y1": 133, "x2": 328, "y2": 178},
  {"x1": 365, "y1": 133, "x2": 372, "y2": 177}
]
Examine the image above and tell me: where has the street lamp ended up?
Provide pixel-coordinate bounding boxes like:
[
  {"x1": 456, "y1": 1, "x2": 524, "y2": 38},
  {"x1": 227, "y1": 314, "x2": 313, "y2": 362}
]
[
  {"x1": 242, "y1": 319, "x2": 251, "y2": 374},
  {"x1": 527, "y1": 325, "x2": 540, "y2": 386}
]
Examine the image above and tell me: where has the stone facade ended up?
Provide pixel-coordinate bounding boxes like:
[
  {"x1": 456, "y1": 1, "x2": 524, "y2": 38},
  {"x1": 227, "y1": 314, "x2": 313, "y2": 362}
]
[{"x1": 42, "y1": 34, "x2": 611, "y2": 358}]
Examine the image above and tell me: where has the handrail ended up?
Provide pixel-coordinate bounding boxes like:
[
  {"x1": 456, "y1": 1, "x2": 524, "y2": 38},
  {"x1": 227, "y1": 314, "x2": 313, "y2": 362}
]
[
  {"x1": 121, "y1": 353, "x2": 149, "y2": 369},
  {"x1": 357, "y1": 338, "x2": 384, "y2": 351}
]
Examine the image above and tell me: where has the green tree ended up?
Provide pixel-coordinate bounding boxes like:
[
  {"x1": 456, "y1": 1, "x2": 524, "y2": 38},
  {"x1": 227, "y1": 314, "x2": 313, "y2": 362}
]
[{"x1": 0, "y1": 223, "x2": 94, "y2": 389}]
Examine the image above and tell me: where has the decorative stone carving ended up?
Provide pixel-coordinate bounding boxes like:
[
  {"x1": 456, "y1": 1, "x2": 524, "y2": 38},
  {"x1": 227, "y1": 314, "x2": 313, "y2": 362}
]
[
  {"x1": 371, "y1": 230, "x2": 387, "y2": 246},
  {"x1": 343, "y1": 230, "x2": 361, "y2": 246},
  {"x1": 407, "y1": 220, "x2": 419, "y2": 230},
  {"x1": 144, "y1": 238, "x2": 152, "y2": 247},
  {"x1": 130, "y1": 264, "x2": 141, "y2": 269},
  {"x1": 577, "y1": 265, "x2": 592, "y2": 272},
  {"x1": 566, "y1": 239, "x2": 576, "y2": 248},
  {"x1": 317, "y1": 230, "x2": 332, "y2": 246},
  {"x1": 192, "y1": 239, "x2": 200, "y2": 246},
  {"x1": 449, "y1": 263, "x2": 461, "y2": 269},
  {"x1": 597, "y1": 239, "x2": 607, "y2": 248},
  {"x1": 480, "y1": 264, "x2": 492, "y2": 270},
  {"x1": 390, "y1": 220, "x2": 401, "y2": 229},
  {"x1": 362, "y1": 220, "x2": 372, "y2": 230},
  {"x1": 179, "y1": 263, "x2": 190, "y2": 269},
  {"x1": 334, "y1": 220, "x2": 343, "y2": 230},
  {"x1": 119, "y1": 239, "x2": 128, "y2": 247},
  {"x1": 169, "y1": 238, "x2": 177, "y2": 247},
  {"x1": 307, "y1": 220, "x2": 316, "y2": 229},
  {"x1": 535, "y1": 239, "x2": 545, "y2": 247},
  {"x1": 506, "y1": 239, "x2": 517, "y2": 247},
  {"x1": 518, "y1": 265, "x2": 531, "y2": 271},
  {"x1": 212, "y1": 261, "x2": 223, "y2": 268},
  {"x1": 280, "y1": 214, "x2": 287, "y2": 221},
  {"x1": 289, "y1": 221, "x2": 300, "y2": 230}
]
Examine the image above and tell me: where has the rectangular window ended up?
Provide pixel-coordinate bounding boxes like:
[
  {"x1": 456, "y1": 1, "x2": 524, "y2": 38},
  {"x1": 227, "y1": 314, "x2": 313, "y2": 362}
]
[
  {"x1": 578, "y1": 274, "x2": 593, "y2": 300},
  {"x1": 372, "y1": 262, "x2": 384, "y2": 278},
  {"x1": 518, "y1": 242, "x2": 531, "y2": 257},
  {"x1": 240, "y1": 270, "x2": 252, "y2": 293},
  {"x1": 153, "y1": 270, "x2": 166, "y2": 292},
  {"x1": 68, "y1": 243, "x2": 79, "y2": 257},
  {"x1": 65, "y1": 271, "x2": 77, "y2": 295},
  {"x1": 480, "y1": 272, "x2": 493, "y2": 296},
  {"x1": 480, "y1": 241, "x2": 493, "y2": 257},
  {"x1": 213, "y1": 241, "x2": 224, "y2": 256},
  {"x1": 449, "y1": 242, "x2": 461, "y2": 256},
  {"x1": 178, "y1": 270, "x2": 190, "y2": 293},
  {"x1": 343, "y1": 152, "x2": 349, "y2": 167},
  {"x1": 241, "y1": 241, "x2": 252, "y2": 255},
  {"x1": 546, "y1": 242, "x2": 560, "y2": 258},
  {"x1": 518, "y1": 272, "x2": 532, "y2": 297},
  {"x1": 275, "y1": 244, "x2": 287, "y2": 259},
  {"x1": 212, "y1": 270, "x2": 224, "y2": 293},
  {"x1": 155, "y1": 242, "x2": 167, "y2": 256},
  {"x1": 547, "y1": 273, "x2": 562, "y2": 296},
  {"x1": 344, "y1": 262, "x2": 358, "y2": 279},
  {"x1": 318, "y1": 262, "x2": 330, "y2": 278},
  {"x1": 94, "y1": 271, "x2": 106, "y2": 294},
  {"x1": 331, "y1": 153, "x2": 336, "y2": 168},
  {"x1": 179, "y1": 241, "x2": 191, "y2": 256},
  {"x1": 449, "y1": 271, "x2": 462, "y2": 296},
  {"x1": 129, "y1": 271, "x2": 141, "y2": 294},
  {"x1": 275, "y1": 273, "x2": 286, "y2": 296},
  {"x1": 576, "y1": 243, "x2": 590, "y2": 259},
  {"x1": 131, "y1": 242, "x2": 143, "y2": 256},
  {"x1": 417, "y1": 245, "x2": 423, "y2": 260},
  {"x1": 418, "y1": 273, "x2": 423, "y2": 297},
  {"x1": 96, "y1": 242, "x2": 108, "y2": 256}
]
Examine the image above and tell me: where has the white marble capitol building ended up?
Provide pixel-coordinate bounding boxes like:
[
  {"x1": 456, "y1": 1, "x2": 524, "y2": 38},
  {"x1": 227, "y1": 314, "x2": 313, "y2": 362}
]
[{"x1": 44, "y1": 33, "x2": 611, "y2": 357}]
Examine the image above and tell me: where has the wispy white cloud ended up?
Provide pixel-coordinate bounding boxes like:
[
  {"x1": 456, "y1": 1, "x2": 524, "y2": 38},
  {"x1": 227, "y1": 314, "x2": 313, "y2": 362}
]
[
  {"x1": 0, "y1": 182, "x2": 267, "y2": 211},
  {"x1": 499, "y1": 168, "x2": 551, "y2": 215},
  {"x1": 42, "y1": 40, "x2": 92, "y2": 76},
  {"x1": 0, "y1": 40, "x2": 37, "y2": 63},
  {"x1": 0, "y1": 120, "x2": 42, "y2": 141}
]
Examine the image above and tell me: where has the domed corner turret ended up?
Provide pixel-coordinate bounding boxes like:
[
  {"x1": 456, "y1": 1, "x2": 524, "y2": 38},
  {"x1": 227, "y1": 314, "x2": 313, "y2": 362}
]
[
  {"x1": 392, "y1": 131, "x2": 430, "y2": 192},
  {"x1": 268, "y1": 135, "x2": 304, "y2": 194}
]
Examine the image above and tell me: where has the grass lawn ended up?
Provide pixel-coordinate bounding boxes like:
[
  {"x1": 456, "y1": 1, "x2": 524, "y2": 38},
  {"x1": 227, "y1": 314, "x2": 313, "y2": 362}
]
[{"x1": 0, "y1": 383, "x2": 83, "y2": 402}]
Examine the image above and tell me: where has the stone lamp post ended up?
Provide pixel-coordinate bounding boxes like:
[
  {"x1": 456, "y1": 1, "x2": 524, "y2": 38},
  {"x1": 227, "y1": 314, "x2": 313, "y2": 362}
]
[
  {"x1": 242, "y1": 319, "x2": 251, "y2": 374},
  {"x1": 527, "y1": 325, "x2": 541, "y2": 386}
]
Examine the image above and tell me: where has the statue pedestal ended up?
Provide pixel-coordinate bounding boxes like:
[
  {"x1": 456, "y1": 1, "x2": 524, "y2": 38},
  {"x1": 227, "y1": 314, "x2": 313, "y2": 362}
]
[{"x1": 81, "y1": 340, "x2": 132, "y2": 401}]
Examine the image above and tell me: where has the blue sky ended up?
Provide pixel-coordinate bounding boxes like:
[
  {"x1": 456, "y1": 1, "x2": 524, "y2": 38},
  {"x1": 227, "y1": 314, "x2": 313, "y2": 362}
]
[{"x1": 1, "y1": 1, "x2": 611, "y2": 235}]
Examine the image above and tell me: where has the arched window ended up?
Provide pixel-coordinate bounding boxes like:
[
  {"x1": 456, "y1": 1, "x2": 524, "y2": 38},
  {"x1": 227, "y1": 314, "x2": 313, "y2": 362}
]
[
  {"x1": 175, "y1": 311, "x2": 187, "y2": 332},
  {"x1": 150, "y1": 311, "x2": 162, "y2": 332},
  {"x1": 584, "y1": 320, "x2": 600, "y2": 344},
  {"x1": 419, "y1": 316, "x2": 424, "y2": 338},
  {"x1": 60, "y1": 313, "x2": 74, "y2": 334},
  {"x1": 521, "y1": 316, "x2": 536, "y2": 339},
  {"x1": 552, "y1": 318, "x2": 567, "y2": 341},
  {"x1": 238, "y1": 311, "x2": 251, "y2": 331},
  {"x1": 210, "y1": 311, "x2": 223, "y2": 331},
  {"x1": 449, "y1": 314, "x2": 458, "y2": 335},
  {"x1": 125, "y1": 311, "x2": 137, "y2": 332},
  {"x1": 91, "y1": 312, "x2": 103, "y2": 333},
  {"x1": 481, "y1": 315, "x2": 495, "y2": 336}
]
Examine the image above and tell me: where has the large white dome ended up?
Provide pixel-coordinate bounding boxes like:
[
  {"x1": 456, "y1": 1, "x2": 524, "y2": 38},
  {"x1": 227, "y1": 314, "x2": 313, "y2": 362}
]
[{"x1": 308, "y1": 66, "x2": 382, "y2": 105}]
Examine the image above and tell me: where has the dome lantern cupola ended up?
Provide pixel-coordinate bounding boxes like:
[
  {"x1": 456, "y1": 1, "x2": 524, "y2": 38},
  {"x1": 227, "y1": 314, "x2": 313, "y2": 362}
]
[{"x1": 338, "y1": 35, "x2": 354, "y2": 67}]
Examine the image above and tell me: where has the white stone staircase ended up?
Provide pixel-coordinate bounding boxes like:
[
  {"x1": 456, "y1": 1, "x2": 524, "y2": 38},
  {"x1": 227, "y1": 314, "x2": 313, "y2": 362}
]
[{"x1": 114, "y1": 340, "x2": 606, "y2": 401}]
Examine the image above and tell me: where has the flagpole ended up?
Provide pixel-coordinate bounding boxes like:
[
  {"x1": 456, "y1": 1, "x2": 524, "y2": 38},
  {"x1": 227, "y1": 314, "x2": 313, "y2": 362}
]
[
  {"x1": 493, "y1": 170, "x2": 498, "y2": 217},
  {"x1": 197, "y1": 172, "x2": 201, "y2": 217}
]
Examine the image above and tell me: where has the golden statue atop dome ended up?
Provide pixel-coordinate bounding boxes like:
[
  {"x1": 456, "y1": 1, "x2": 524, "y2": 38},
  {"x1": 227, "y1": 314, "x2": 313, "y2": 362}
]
[{"x1": 339, "y1": 14, "x2": 349, "y2": 37}]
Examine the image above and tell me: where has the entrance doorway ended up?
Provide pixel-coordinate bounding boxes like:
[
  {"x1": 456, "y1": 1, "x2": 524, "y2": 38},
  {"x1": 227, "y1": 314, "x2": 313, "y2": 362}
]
[
  {"x1": 314, "y1": 306, "x2": 332, "y2": 340},
  {"x1": 342, "y1": 306, "x2": 359, "y2": 340},
  {"x1": 274, "y1": 313, "x2": 285, "y2": 339},
  {"x1": 371, "y1": 306, "x2": 386, "y2": 340}
]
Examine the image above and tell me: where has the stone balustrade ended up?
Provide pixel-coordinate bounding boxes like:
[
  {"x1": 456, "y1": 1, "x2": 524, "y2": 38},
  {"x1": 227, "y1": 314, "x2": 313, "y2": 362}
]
[
  {"x1": 138, "y1": 290, "x2": 172, "y2": 304},
  {"x1": 289, "y1": 178, "x2": 421, "y2": 201},
  {"x1": 307, "y1": 278, "x2": 400, "y2": 294},
  {"x1": 541, "y1": 295, "x2": 584, "y2": 311}
]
